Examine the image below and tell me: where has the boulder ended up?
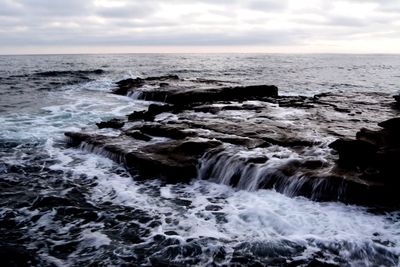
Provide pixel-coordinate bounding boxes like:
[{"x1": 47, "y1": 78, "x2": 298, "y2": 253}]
[
  {"x1": 394, "y1": 94, "x2": 400, "y2": 106},
  {"x1": 114, "y1": 78, "x2": 145, "y2": 95},
  {"x1": 96, "y1": 118, "x2": 125, "y2": 129},
  {"x1": 378, "y1": 117, "x2": 400, "y2": 131},
  {"x1": 113, "y1": 75, "x2": 179, "y2": 96},
  {"x1": 329, "y1": 117, "x2": 400, "y2": 204},
  {"x1": 127, "y1": 110, "x2": 148, "y2": 121},
  {"x1": 164, "y1": 85, "x2": 278, "y2": 105},
  {"x1": 65, "y1": 131, "x2": 222, "y2": 183},
  {"x1": 126, "y1": 139, "x2": 222, "y2": 182},
  {"x1": 127, "y1": 104, "x2": 174, "y2": 121},
  {"x1": 329, "y1": 139, "x2": 377, "y2": 168}
]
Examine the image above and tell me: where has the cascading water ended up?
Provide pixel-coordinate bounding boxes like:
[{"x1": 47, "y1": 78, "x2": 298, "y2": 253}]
[
  {"x1": 77, "y1": 141, "x2": 126, "y2": 164},
  {"x1": 128, "y1": 90, "x2": 143, "y2": 100},
  {"x1": 197, "y1": 145, "x2": 350, "y2": 201},
  {"x1": 1, "y1": 54, "x2": 400, "y2": 266}
]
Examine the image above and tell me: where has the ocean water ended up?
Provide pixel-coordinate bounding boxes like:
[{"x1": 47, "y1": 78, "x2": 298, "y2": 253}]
[{"x1": 1, "y1": 54, "x2": 400, "y2": 266}]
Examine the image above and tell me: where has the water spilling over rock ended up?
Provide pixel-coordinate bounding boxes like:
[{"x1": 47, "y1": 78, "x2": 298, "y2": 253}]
[
  {"x1": 66, "y1": 75, "x2": 400, "y2": 206},
  {"x1": 3, "y1": 54, "x2": 400, "y2": 266}
]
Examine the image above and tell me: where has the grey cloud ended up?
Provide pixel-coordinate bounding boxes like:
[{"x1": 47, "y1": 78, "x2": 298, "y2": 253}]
[
  {"x1": 110, "y1": 19, "x2": 181, "y2": 29},
  {"x1": 348, "y1": 0, "x2": 400, "y2": 13},
  {"x1": 95, "y1": 3, "x2": 157, "y2": 18},
  {"x1": 13, "y1": 0, "x2": 93, "y2": 16},
  {"x1": 325, "y1": 15, "x2": 369, "y2": 27},
  {"x1": 245, "y1": 0, "x2": 289, "y2": 11},
  {"x1": 0, "y1": 25, "x2": 300, "y2": 46},
  {"x1": 0, "y1": 0, "x2": 399, "y2": 50},
  {"x1": 0, "y1": 0, "x2": 23, "y2": 16}
]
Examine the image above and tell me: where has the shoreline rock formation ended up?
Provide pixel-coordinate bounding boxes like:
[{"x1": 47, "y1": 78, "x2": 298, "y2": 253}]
[
  {"x1": 329, "y1": 117, "x2": 400, "y2": 205},
  {"x1": 66, "y1": 75, "x2": 400, "y2": 206}
]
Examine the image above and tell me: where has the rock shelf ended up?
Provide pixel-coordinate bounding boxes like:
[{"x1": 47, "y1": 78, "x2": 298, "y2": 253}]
[{"x1": 66, "y1": 75, "x2": 400, "y2": 206}]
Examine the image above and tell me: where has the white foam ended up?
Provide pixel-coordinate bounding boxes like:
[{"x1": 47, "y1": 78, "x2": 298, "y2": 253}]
[
  {"x1": 3, "y1": 75, "x2": 399, "y2": 265},
  {"x1": 43, "y1": 139, "x2": 399, "y2": 266},
  {"x1": 54, "y1": 141, "x2": 399, "y2": 264},
  {"x1": 40, "y1": 136, "x2": 400, "y2": 258},
  {"x1": 80, "y1": 229, "x2": 111, "y2": 249}
]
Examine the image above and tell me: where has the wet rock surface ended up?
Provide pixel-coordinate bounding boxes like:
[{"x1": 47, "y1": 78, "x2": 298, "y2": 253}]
[
  {"x1": 96, "y1": 118, "x2": 125, "y2": 129},
  {"x1": 112, "y1": 74, "x2": 278, "y2": 105},
  {"x1": 66, "y1": 76, "x2": 400, "y2": 206},
  {"x1": 329, "y1": 117, "x2": 400, "y2": 205},
  {"x1": 3, "y1": 55, "x2": 400, "y2": 267},
  {"x1": 394, "y1": 94, "x2": 400, "y2": 107}
]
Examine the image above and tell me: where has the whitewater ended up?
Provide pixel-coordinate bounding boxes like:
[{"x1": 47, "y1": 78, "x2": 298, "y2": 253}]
[{"x1": 1, "y1": 54, "x2": 400, "y2": 266}]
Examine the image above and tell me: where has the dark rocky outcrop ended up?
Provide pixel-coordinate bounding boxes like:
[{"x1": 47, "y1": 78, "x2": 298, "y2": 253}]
[
  {"x1": 113, "y1": 75, "x2": 179, "y2": 95},
  {"x1": 126, "y1": 131, "x2": 152, "y2": 141},
  {"x1": 125, "y1": 139, "x2": 222, "y2": 182},
  {"x1": 331, "y1": 117, "x2": 400, "y2": 174},
  {"x1": 394, "y1": 94, "x2": 400, "y2": 107},
  {"x1": 378, "y1": 117, "x2": 400, "y2": 131},
  {"x1": 127, "y1": 104, "x2": 174, "y2": 121},
  {"x1": 112, "y1": 75, "x2": 278, "y2": 105},
  {"x1": 329, "y1": 117, "x2": 400, "y2": 205},
  {"x1": 65, "y1": 131, "x2": 222, "y2": 183},
  {"x1": 138, "y1": 124, "x2": 196, "y2": 140},
  {"x1": 66, "y1": 75, "x2": 400, "y2": 206},
  {"x1": 162, "y1": 85, "x2": 278, "y2": 105},
  {"x1": 122, "y1": 84, "x2": 278, "y2": 105},
  {"x1": 114, "y1": 78, "x2": 145, "y2": 95},
  {"x1": 96, "y1": 118, "x2": 125, "y2": 129},
  {"x1": 329, "y1": 139, "x2": 377, "y2": 168}
]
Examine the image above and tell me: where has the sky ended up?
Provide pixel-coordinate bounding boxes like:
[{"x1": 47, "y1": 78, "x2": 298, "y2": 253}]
[{"x1": 0, "y1": 0, "x2": 399, "y2": 54}]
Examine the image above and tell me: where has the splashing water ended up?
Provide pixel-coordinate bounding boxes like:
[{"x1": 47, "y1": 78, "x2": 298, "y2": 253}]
[{"x1": 1, "y1": 54, "x2": 400, "y2": 266}]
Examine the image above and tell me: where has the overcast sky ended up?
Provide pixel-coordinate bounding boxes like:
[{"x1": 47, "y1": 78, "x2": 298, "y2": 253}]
[{"x1": 0, "y1": 0, "x2": 399, "y2": 54}]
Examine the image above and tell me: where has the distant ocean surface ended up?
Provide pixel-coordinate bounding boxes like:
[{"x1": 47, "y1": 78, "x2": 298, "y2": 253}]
[{"x1": 1, "y1": 54, "x2": 400, "y2": 266}]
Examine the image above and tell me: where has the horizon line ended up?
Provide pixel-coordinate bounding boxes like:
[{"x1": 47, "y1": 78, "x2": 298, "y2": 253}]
[{"x1": 1, "y1": 51, "x2": 400, "y2": 56}]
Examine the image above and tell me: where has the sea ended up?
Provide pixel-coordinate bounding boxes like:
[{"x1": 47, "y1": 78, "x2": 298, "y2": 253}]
[{"x1": 1, "y1": 54, "x2": 400, "y2": 266}]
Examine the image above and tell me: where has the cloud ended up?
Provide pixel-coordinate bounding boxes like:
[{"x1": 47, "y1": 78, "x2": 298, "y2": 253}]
[
  {"x1": 245, "y1": 0, "x2": 289, "y2": 12},
  {"x1": 13, "y1": 0, "x2": 94, "y2": 16},
  {"x1": 0, "y1": 0, "x2": 399, "y2": 53},
  {"x1": 0, "y1": 0, "x2": 23, "y2": 16},
  {"x1": 95, "y1": 2, "x2": 157, "y2": 18}
]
